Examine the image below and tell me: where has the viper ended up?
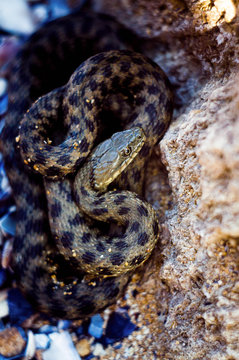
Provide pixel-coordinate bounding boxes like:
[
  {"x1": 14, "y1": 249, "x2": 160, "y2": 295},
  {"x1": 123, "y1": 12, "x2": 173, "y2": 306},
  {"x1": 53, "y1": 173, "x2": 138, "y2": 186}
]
[{"x1": 0, "y1": 11, "x2": 173, "y2": 319}]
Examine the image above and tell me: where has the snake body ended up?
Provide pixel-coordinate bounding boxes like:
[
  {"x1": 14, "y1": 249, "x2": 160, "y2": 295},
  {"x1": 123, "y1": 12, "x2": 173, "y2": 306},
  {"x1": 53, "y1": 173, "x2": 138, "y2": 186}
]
[{"x1": 0, "y1": 11, "x2": 173, "y2": 319}]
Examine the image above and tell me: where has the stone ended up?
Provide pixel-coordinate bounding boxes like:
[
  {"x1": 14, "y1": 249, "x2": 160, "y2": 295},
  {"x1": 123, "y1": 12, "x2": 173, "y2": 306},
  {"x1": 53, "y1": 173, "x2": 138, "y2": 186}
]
[
  {"x1": 0, "y1": 327, "x2": 26, "y2": 357},
  {"x1": 43, "y1": 332, "x2": 81, "y2": 360},
  {"x1": 76, "y1": 338, "x2": 91, "y2": 357},
  {"x1": 156, "y1": 73, "x2": 239, "y2": 359},
  {"x1": 0, "y1": 0, "x2": 35, "y2": 35},
  {"x1": 88, "y1": 314, "x2": 104, "y2": 339},
  {"x1": 92, "y1": 342, "x2": 106, "y2": 357}
]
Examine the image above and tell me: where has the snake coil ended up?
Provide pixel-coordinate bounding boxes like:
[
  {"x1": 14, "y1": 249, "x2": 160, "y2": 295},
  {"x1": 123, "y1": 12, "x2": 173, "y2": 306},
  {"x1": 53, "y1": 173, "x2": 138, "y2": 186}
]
[{"x1": 0, "y1": 11, "x2": 173, "y2": 319}]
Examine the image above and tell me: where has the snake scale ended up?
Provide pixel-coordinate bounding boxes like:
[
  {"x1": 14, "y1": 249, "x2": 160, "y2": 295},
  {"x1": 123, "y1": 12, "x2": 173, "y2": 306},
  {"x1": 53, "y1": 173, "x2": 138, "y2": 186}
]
[{"x1": 0, "y1": 11, "x2": 173, "y2": 319}]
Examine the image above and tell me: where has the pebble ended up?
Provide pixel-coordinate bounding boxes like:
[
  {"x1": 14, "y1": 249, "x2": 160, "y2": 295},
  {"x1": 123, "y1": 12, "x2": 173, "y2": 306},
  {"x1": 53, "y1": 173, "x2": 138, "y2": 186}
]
[
  {"x1": 0, "y1": 92, "x2": 7, "y2": 117},
  {"x1": 92, "y1": 342, "x2": 106, "y2": 357},
  {"x1": 0, "y1": 160, "x2": 11, "y2": 195},
  {"x1": 39, "y1": 325, "x2": 58, "y2": 334},
  {"x1": 88, "y1": 314, "x2": 103, "y2": 339},
  {"x1": 0, "y1": 0, "x2": 36, "y2": 35},
  {"x1": 104, "y1": 311, "x2": 137, "y2": 344},
  {"x1": 0, "y1": 79, "x2": 7, "y2": 98},
  {"x1": 0, "y1": 210, "x2": 16, "y2": 236},
  {"x1": 31, "y1": 4, "x2": 49, "y2": 24},
  {"x1": 0, "y1": 327, "x2": 26, "y2": 357},
  {"x1": 34, "y1": 334, "x2": 50, "y2": 350},
  {"x1": 1, "y1": 238, "x2": 13, "y2": 269},
  {"x1": 42, "y1": 332, "x2": 81, "y2": 360},
  {"x1": 25, "y1": 330, "x2": 36, "y2": 359},
  {"x1": 75, "y1": 338, "x2": 91, "y2": 357},
  {"x1": 57, "y1": 319, "x2": 71, "y2": 331},
  {"x1": 48, "y1": 0, "x2": 70, "y2": 19},
  {"x1": 0, "y1": 298, "x2": 9, "y2": 318}
]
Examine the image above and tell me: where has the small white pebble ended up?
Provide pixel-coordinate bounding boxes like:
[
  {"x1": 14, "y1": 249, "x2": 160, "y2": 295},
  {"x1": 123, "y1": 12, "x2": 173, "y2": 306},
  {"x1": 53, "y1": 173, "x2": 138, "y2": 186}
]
[
  {"x1": 0, "y1": 299, "x2": 9, "y2": 318},
  {"x1": 92, "y1": 343, "x2": 106, "y2": 357},
  {"x1": 32, "y1": 4, "x2": 48, "y2": 23},
  {"x1": 43, "y1": 332, "x2": 81, "y2": 360},
  {"x1": 0, "y1": 78, "x2": 7, "y2": 97},
  {"x1": 0, "y1": 0, "x2": 36, "y2": 34},
  {"x1": 25, "y1": 330, "x2": 36, "y2": 360},
  {"x1": 34, "y1": 333, "x2": 50, "y2": 350},
  {"x1": 136, "y1": 334, "x2": 143, "y2": 341},
  {"x1": 57, "y1": 319, "x2": 71, "y2": 330},
  {"x1": 124, "y1": 346, "x2": 134, "y2": 357}
]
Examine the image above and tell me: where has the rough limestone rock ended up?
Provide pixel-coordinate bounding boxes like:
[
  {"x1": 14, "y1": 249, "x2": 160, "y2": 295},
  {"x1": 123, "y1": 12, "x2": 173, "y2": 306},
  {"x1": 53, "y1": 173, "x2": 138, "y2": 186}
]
[{"x1": 71, "y1": 1, "x2": 239, "y2": 359}]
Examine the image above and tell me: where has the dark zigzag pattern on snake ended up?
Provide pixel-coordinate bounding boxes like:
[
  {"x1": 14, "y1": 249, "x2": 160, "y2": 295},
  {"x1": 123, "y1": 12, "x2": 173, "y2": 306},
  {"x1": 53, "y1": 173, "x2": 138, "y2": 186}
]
[{"x1": 0, "y1": 11, "x2": 173, "y2": 319}]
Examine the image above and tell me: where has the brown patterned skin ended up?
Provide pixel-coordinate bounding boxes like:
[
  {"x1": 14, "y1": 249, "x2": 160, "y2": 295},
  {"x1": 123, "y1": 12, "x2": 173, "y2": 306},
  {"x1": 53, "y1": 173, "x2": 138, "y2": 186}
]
[
  {"x1": 46, "y1": 127, "x2": 159, "y2": 277},
  {"x1": 0, "y1": 11, "x2": 173, "y2": 319}
]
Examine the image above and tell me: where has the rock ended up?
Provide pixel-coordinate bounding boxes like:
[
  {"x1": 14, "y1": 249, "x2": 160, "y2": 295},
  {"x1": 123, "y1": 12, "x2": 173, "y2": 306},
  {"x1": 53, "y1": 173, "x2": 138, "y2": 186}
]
[
  {"x1": 42, "y1": 332, "x2": 81, "y2": 360},
  {"x1": 154, "y1": 73, "x2": 239, "y2": 359},
  {"x1": 48, "y1": 0, "x2": 70, "y2": 19},
  {"x1": 1, "y1": 238, "x2": 13, "y2": 269},
  {"x1": 31, "y1": 4, "x2": 48, "y2": 24},
  {"x1": 57, "y1": 320, "x2": 71, "y2": 331},
  {"x1": 0, "y1": 210, "x2": 16, "y2": 236},
  {"x1": 88, "y1": 314, "x2": 104, "y2": 339},
  {"x1": 39, "y1": 324, "x2": 58, "y2": 334},
  {"x1": 25, "y1": 330, "x2": 36, "y2": 359},
  {"x1": 76, "y1": 338, "x2": 91, "y2": 357},
  {"x1": 34, "y1": 334, "x2": 50, "y2": 350},
  {"x1": 0, "y1": 327, "x2": 26, "y2": 357},
  {"x1": 0, "y1": 79, "x2": 7, "y2": 98},
  {"x1": 104, "y1": 311, "x2": 137, "y2": 344},
  {"x1": 91, "y1": 0, "x2": 236, "y2": 41},
  {"x1": 0, "y1": 297, "x2": 9, "y2": 319},
  {"x1": 0, "y1": 0, "x2": 36, "y2": 35},
  {"x1": 92, "y1": 342, "x2": 106, "y2": 357}
]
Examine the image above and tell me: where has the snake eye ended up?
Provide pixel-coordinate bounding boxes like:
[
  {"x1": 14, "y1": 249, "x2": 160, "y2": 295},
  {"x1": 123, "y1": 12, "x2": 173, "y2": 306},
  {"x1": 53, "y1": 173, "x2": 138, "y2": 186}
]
[{"x1": 121, "y1": 146, "x2": 131, "y2": 157}]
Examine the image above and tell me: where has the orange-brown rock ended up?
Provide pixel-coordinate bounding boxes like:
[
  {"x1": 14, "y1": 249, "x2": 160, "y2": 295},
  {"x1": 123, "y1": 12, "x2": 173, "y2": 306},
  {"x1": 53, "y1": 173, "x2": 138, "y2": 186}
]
[{"x1": 0, "y1": 327, "x2": 26, "y2": 357}]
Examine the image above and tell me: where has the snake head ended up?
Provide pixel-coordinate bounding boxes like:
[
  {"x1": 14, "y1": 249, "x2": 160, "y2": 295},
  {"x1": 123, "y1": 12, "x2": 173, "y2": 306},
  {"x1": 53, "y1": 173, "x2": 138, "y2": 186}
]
[{"x1": 92, "y1": 127, "x2": 145, "y2": 192}]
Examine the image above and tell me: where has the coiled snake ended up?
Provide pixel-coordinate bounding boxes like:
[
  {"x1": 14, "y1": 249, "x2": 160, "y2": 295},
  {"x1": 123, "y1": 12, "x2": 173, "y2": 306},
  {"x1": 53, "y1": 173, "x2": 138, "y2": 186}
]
[{"x1": 0, "y1": 11, "x2": 173, "y2": 319}]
